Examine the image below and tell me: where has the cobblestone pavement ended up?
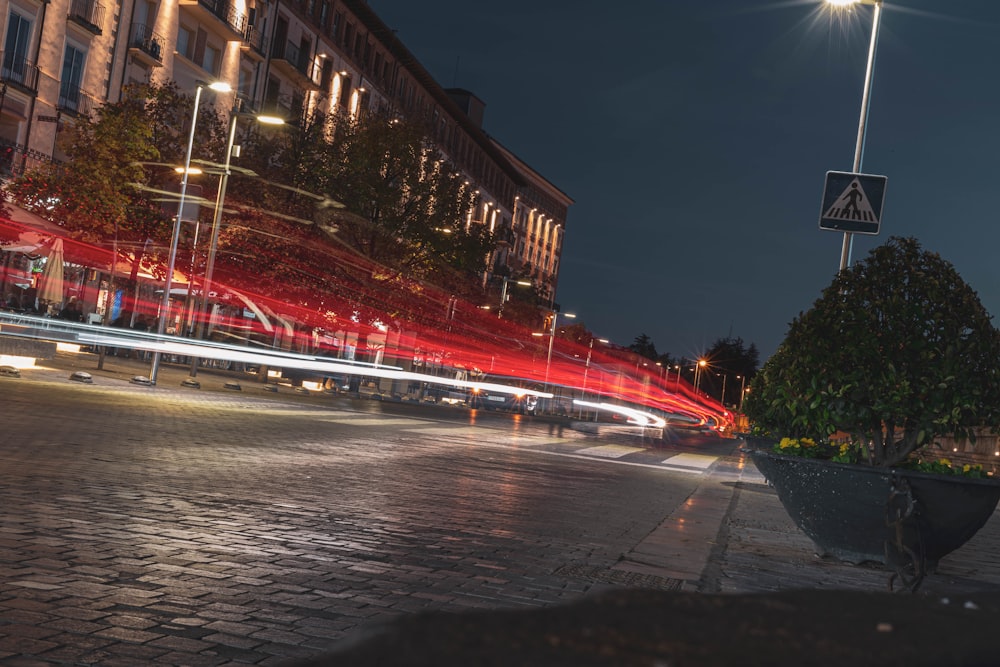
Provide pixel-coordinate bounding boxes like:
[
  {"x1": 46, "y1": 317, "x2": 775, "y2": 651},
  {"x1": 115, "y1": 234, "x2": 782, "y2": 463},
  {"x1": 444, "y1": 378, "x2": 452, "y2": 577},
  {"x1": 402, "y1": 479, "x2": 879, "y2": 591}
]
[
  {"x1": 5, "y1": 350, "x2": 1000, "y2": 665},
  {"x1": 0, "y1": 351, "x2": 730, "y2": 665}
]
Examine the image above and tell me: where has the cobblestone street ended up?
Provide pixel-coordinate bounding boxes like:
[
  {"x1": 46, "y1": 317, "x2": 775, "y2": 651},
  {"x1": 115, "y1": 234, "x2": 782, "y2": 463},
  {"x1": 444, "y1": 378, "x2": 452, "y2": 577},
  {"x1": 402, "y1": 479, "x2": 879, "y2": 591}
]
[{"x1": 0, "y1": 363, "x2": 709, "y2": 665}]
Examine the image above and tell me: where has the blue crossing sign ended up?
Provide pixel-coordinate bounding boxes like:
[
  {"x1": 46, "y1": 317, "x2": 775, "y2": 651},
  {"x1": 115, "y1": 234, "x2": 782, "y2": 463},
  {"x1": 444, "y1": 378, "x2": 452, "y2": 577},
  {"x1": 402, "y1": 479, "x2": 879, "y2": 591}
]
[{"x1": 819, "y1": 171, "x2": 887, "y2": 235}]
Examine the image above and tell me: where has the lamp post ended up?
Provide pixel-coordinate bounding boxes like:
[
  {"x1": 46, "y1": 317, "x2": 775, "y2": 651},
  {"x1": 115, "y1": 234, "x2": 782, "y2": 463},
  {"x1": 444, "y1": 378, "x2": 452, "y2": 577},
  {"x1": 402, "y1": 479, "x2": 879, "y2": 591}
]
[
  {"x1": 497, "y1": 277, "x2": 531, "y2": 319},
  {"x1": 829, "y1": 0, "x2": 883, "y2": 271},
  {"x1": 737, "y1": 374, "x2": 747, "y2": 410},
  {"x1": 580, "y1": 336, "x2": 608, "y2": 419},
  {"x1": 719, "y1": 373, "x2": 727, "y2": 406},
  {"x1": 149, "y1": 81, "x2": 232, "y2": 384},
  {"x1": 544, "y1": 311, "x2": 575, "y2": 397},
  {"x1": 694, "y1": 359, "x2": 707, "y2": 393},
  {"x1": 188, "y1": 104, "x2": 284, "y2": 376}
]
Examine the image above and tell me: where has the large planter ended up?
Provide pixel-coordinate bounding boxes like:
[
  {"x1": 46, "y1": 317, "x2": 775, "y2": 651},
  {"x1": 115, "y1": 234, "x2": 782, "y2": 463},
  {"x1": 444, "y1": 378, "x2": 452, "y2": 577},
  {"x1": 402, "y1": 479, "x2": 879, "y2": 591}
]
[{"x1": 750, "y1": 449, "x2": 1000, "y2": 572}]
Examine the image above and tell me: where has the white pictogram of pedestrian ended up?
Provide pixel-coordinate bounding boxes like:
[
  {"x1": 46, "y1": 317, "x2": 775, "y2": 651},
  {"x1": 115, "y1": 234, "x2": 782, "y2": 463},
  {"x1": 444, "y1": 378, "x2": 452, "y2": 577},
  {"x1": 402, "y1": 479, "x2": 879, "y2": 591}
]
[{"x1": 824, "y1": 178, "x2": 877, "y2": 223}]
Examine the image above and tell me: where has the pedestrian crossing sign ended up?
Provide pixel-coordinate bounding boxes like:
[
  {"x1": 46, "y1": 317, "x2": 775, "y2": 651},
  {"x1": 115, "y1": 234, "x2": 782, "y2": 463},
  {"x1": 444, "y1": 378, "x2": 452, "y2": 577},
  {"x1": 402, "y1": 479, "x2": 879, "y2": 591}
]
[{"x1": 819, "y1": 171, "x2": 887, "y2": 235}]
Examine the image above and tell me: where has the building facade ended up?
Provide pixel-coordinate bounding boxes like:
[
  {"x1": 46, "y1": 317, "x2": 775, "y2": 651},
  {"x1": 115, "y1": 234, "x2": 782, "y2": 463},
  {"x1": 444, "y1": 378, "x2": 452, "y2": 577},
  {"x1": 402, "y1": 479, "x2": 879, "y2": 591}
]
[{"x1": 0, "y1": 0, "x2": 570, "y2": 303}]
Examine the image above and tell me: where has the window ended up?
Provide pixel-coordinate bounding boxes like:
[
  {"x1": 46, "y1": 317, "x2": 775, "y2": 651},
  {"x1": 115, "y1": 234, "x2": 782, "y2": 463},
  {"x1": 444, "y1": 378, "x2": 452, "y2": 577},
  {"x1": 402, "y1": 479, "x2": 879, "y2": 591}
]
[
  {"x1": 332, "y1": 11, "x2": 342, "y2": 42},
  {"x1": 338, "y1": 75, "x2": 351, "y2": 107},
  {"x1": 203, "y1": 44, "x2": 221, "y2": 75},
  {"x1": 60, "y1": 43, "x2": 87, "y2": 109},
  {"x1": 3, "y1": 10, "x2": 32, "y2": 72},
  {"x1": 177, "y1": 24, "x2": 194, "y2": 60}
]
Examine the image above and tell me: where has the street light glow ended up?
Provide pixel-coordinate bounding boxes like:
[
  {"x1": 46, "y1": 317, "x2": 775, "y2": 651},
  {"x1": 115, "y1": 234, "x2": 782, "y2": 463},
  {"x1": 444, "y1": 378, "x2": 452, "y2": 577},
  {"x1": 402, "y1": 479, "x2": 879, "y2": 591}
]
[{"x1": 255, "y1": 114, "x2": 286, "y2": 126}]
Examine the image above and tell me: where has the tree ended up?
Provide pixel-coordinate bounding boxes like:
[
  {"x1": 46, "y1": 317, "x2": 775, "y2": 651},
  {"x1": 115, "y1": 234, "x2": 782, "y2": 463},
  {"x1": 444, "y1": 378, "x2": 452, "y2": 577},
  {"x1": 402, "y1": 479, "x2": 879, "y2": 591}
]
[
  {"x1": 743, "y1": 236, "x2": 1000, "y2": 467},
  {"x1": 703, "y1": 336, "x2": 759, "y2": 407},
  {"x1": 236, "y1": 110, "x2": 490, "y2": 281},
  {"x1": 629, "y1": 333, "x2": 658, "y2": 360},
  {"x1": 5, "y1": 82, "x2": 225, "y2": 253}
]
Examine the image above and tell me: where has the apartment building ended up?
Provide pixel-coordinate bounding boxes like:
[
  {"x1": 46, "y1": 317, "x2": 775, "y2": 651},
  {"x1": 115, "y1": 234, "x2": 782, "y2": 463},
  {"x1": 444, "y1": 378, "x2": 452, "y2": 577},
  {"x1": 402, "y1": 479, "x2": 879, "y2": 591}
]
[{"x1": 0, "y1": 0, "x2": 571, "y2": 303}]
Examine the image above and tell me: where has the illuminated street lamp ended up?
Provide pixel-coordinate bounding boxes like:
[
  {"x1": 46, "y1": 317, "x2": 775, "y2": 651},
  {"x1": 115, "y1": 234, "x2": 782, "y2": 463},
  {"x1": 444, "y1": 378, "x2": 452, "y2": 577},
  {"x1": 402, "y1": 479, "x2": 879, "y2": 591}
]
[
  {"x1": 737, "y1": 374, "x2": 747, "y2": 410},
  {"x1": 580, "y1": 336, "x2": 609, "y2": 419},
  {"x1": 189, "y1": 103, "x2": 284, "y2": 376},
  {"x1": 150, "y1": 80, "x2": 232, "y2": 384},
  {"x1": 544, "y1": 311, "x2": 576, "y2": 395},
  {"x1": 497, "y1": 277, "x2": 532, "y2": 319},
  {"x1": 827, "y1": 0, "x2": 883, "y2": 271},
  {"x1": 693, "y1": 359, "x2": 708, "y2": 393}
]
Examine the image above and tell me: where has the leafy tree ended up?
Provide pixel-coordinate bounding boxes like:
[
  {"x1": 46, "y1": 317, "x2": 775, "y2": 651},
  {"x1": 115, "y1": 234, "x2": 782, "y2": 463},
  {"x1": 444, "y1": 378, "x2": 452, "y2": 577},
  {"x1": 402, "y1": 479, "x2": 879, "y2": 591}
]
[
  {"x1": 744, "y1": 236, "x2": 1000, "y2": 467},
  {"x1": 5, "y1": 82, "x2": 224, "y2": 254},
  {"x1": 629, "y1": 333, "x2": 658, "y2": 360},
  {"x1": 237, "y1": 110, "x2": 489, "y2": 280},
  {"x1": 702, "y1": 336, "x2": 759, "y2": 406}
]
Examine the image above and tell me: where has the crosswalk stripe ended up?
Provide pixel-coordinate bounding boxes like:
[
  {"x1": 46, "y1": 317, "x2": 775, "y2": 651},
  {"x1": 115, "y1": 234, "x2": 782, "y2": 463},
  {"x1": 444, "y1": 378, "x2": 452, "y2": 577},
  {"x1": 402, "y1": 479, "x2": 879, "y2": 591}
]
[
  {"x1": 661, "y1": 453, "x2": 718, "y2": 469},
  {"x1": 575, "y1": 444, "x2": 646, "y2": 459}
]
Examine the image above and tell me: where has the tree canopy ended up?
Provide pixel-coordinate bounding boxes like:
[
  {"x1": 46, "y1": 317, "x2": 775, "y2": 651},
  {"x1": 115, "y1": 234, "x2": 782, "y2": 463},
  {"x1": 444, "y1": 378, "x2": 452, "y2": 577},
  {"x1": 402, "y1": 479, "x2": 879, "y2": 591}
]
[{"x1": 744, "y1": 236, "x2": 1000, "y2": 466}]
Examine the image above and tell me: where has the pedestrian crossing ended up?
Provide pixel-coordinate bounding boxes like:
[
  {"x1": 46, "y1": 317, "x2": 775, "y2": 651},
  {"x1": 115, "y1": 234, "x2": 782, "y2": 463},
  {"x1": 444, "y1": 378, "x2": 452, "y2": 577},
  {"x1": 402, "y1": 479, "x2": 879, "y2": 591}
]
[
  {"x1": 399, "y1": 424, "x2": 719, "y2": 474},
  {"x1": 309, "y1": 413, "x2": 721, "y2": 474}
]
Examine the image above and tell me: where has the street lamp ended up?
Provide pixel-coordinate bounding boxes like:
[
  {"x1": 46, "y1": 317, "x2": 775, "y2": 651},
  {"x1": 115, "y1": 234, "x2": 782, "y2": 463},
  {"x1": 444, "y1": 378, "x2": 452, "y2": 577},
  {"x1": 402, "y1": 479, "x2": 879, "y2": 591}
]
[
  {"x1": 737, "y1": 374, "x2": 747, "y2": 411},
  {"x1": 188, "y1": 102, "x2": 285, "y2": 376},
  {"x1": 828, "y1": 0, "x2": 883, "y2": 271},
  {"x1": 497, "y1": 277, "x2": 531, "y2": 319},
  {"x1": 544, "y1": 311, "x2": 576, "y2": 394},
  {"x1": 580, "y1": 336, "x2": 609, "y2": 419},
  {"x1": 150, "y1": 80, "x2": 232, "y2": 384},
  {"x1": 694, "y1": 359, "x2": 707, "y2": 393}
]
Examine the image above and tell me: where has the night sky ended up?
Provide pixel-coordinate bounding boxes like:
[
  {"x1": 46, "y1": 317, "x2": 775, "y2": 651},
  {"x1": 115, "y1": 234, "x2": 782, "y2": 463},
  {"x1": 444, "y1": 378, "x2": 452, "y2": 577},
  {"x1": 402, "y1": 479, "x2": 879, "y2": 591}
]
[{"x1": 369, "y1": 0, "x2": 1000, "y2": 362}]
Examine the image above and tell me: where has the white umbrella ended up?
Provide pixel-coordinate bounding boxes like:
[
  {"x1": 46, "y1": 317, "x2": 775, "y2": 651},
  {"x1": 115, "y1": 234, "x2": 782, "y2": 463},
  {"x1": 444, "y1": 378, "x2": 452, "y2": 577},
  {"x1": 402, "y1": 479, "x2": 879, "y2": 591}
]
[{"x1": 37, "y1": 237, "x2": 65, "y2": 308}]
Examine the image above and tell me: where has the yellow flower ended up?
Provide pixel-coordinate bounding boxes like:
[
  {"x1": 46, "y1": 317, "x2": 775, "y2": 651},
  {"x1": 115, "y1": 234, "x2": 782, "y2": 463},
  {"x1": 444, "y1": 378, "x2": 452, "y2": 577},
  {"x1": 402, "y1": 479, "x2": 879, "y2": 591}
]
[
  {"x1": 801, "y1": 438, "x2": 816, "y2": 448},
  {"x1": 939, "y1": 458, "x2": 952, "y2": 467}
]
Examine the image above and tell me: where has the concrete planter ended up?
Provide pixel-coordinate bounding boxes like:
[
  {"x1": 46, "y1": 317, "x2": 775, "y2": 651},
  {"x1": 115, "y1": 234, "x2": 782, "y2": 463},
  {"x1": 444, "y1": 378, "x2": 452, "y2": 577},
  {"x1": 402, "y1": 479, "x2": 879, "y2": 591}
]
[{"x1": 750, "y1": 449, "x2": 1000, "y2": 575}]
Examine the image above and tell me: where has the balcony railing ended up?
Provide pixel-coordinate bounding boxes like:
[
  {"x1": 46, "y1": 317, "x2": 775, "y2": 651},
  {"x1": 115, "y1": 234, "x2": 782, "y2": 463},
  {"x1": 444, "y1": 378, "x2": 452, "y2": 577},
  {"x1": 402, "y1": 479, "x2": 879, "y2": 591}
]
[
  {"x1": 242, "y1": 24, "x2": 264, "y2": 56},
  {"x1": 58, "y1": 83, "x2": 98, "y2": 117},
  {"x1": 198, "y1": 0, "x2": 247, "y2": 34},
  {"x1": 68, "y1": 0, "x2": 105, "y2": 33},
  {"x1": 129, "y1": 23, "x2": 164, "y2": 63},
  {"x1": 274, "y1": 40, "x2": 312, "y2": 79},
  {"x1": 0, "y1": 52, "x2": 39, "y2": 93}
]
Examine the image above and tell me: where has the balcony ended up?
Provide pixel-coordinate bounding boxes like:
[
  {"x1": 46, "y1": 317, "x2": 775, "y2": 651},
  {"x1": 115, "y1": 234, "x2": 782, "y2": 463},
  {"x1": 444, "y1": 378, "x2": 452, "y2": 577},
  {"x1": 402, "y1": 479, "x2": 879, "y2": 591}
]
[
  {"x1": 179, "y1": 0, "x2": 247, "y2": 42},
  {"x1": 0, "y1": 52, "x2": 39, "y2": 94},
  {"x1": 241, "y1": 24, "x2": 265, "y2": 60},
  {"x1": 128, "y1": 23, "x2": 164, "y2": 67},
  {"x1": 68, "y1": 0, "x2": 105, "y2": 34},
  {"x1": 58, "y1": 83, "x2": 98, "y2": 118},
  {"x1": 271, "y1": 41, "x2": 318, "y2": 90}
]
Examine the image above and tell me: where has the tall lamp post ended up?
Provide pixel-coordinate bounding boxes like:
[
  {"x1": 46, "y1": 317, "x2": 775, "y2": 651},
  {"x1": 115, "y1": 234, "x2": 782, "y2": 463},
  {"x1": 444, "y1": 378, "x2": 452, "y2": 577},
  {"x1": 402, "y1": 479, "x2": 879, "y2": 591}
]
[
  {"x1": 188, "y1": 103, "x2": 284, "y2": 376},
  {"x1": 149, "y1": 81, "x2": 232, "y2": 384},
  {"x1": 829, "y1": 0, "x2": 883, "y2": 271},
  {"x1": 693, "y1": 359, "x2": 707, "y2": 394},
  {"x1": 497, "y1": 277, "x2": 531, "y2": 319},
  {"x1": 580, "y1": 336, "x2": 608, "y2": 419},
  {"x1": 544, "y1": 311, "x2": 575, "y2": 395}
]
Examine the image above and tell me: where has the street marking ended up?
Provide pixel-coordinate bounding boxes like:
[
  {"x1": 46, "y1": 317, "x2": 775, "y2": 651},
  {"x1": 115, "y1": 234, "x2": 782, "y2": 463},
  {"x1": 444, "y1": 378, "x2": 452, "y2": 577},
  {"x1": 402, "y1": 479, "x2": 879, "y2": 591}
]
[
  {"x1": 320, "y1": 417, "x2": 429, "y2": 426},
  {"x1": 575, "y1": 444, "x2": 646, "y2": 459},
  {"x1": 661, "y1": 453, "x2": 718, "y2": 471}
]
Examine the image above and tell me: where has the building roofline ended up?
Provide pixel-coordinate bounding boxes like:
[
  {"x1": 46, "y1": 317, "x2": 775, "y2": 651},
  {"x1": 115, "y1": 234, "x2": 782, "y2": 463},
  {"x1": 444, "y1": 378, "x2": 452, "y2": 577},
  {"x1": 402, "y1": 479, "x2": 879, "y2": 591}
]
[{"x1": 342, "y1": 0, "x2": 526, "y2": 188}]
